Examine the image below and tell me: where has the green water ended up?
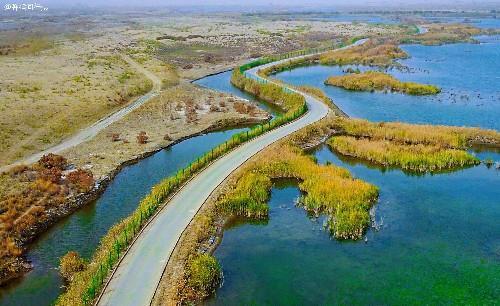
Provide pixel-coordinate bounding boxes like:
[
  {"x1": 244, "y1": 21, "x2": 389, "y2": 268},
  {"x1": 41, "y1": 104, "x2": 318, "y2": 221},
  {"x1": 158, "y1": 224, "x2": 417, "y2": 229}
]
[
  {"x1": 208, "y1": 149, "x2": 500, "y2": 304},
  {"x1": 206, "y1": 33, "x2": 500, "y2": 305}
]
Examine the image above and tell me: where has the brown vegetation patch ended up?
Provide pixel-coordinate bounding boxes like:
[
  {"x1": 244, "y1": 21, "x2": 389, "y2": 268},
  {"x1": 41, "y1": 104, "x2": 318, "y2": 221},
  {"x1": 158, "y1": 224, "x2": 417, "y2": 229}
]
[{"x1": 0, "y1": 154, "x2": 94, "y2": 285}]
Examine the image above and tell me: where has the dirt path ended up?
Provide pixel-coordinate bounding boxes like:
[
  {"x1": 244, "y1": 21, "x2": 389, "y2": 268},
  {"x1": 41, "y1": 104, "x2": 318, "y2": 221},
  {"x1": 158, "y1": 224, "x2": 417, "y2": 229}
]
[{"x1": 0, "y1": 55, "x2": 162, "y2": 173}]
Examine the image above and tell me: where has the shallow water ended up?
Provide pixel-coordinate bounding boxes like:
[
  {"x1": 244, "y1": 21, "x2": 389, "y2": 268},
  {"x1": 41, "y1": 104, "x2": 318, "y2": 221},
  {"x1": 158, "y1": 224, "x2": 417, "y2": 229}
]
[
  {"x1": 208, "y1": 148, "x2": 500, "y2": 305},
  {"x1": 274, "y1": 36, "x2": 500, "y2": 130}
]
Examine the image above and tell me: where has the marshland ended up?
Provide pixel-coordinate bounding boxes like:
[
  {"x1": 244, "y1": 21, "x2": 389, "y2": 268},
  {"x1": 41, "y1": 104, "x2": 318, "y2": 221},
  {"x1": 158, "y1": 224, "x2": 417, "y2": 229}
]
[{"x1": 0, "y1": 3, "x2": 499, "y2": 306}]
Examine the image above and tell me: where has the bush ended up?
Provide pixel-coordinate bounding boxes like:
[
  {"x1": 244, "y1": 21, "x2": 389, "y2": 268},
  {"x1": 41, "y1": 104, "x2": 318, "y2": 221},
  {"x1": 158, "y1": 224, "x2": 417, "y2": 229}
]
[
  {"x1": 38, "y1": 167, "x2": 63, "y2": 184},
  {"x1": 110, "y1": 133, "x2": 120, "y2": 142},
  {"x1": 37, "y1": 153, "x2": 67, "y2": 170},
  {"x1": 67, "y1": 169, "x2": 94, "y2": 192},
  {"x1": 136, "y1": 131, "x2": 149, "y2": 144},
  {"x1": 187, "y1": 254, "x2": 221, "y2": 295},
  {"x1": 60, "y1": 251, "x2": 86, "y2": 281}
]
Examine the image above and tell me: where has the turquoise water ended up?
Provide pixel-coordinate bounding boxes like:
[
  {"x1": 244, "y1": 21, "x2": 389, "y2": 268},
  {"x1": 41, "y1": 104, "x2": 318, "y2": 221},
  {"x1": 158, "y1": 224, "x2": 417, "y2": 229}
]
[
  {"x1": 274, "y1": 36, "x2": 500, "y2": 130},
  {"x1": 208, "y1": 149, "x2": 500, "y2": 305},
  {"x1": 0, "y1": 129, "x2": 247, "y2": 305}
]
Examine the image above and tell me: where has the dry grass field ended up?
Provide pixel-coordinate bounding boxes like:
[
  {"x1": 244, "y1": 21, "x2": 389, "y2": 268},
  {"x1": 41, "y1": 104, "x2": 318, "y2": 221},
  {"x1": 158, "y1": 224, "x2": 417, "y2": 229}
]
[{"x1": 0, "y1": 35, "x2": 153, "y2": 166}]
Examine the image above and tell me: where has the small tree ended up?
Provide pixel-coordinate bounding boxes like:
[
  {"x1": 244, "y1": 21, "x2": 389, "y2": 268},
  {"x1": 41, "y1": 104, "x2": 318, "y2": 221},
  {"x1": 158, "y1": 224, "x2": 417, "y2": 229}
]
[{"x1": 163, "y1": 134, "x2": 173, "y2": 141}]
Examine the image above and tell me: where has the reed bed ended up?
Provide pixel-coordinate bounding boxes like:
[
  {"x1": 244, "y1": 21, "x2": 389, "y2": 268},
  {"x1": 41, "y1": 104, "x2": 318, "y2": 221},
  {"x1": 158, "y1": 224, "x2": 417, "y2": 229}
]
[
  {"x1": 328, "y1": 136, "x2": 480, "y2": 172},
  {"x1": 217, "y1": 143, "x2": 378, "y2": 240},
  {"x1": 325, "y1": 71, "x2": 440, "y2": 95},
  {"x1": 332, "y1": 117, "x2": 500, "y2": 148}
]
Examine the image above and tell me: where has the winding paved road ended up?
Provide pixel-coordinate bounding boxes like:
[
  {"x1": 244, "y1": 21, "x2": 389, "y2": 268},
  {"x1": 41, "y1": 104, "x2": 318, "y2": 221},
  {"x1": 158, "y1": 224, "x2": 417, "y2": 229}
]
[
  {"x1": 0, "y1": 55, "x2": 161, "y2": 173},
  {"x1": 97, "y1": 40, "x2": 366, "y2": 306}
]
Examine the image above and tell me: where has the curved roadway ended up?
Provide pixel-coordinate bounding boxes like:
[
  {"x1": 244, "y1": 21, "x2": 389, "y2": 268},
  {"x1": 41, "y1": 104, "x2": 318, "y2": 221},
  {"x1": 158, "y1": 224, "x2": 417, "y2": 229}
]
[{"x1": 97, "y1": 40, "x2": 366, "y2": 306}]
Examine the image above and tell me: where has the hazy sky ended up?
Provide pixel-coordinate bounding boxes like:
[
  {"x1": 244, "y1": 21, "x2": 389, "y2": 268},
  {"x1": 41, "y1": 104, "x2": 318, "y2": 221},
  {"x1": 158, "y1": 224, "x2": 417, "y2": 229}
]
[{"x1": 21, "y1": 0, "x2": 500, "y2": 9}]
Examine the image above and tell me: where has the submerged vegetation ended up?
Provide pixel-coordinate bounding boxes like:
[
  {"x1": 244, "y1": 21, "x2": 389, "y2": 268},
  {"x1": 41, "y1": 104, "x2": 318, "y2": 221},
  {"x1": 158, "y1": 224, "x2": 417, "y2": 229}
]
[{"x1": 325, "y1": 71, "x2": 441, "y2": 95}]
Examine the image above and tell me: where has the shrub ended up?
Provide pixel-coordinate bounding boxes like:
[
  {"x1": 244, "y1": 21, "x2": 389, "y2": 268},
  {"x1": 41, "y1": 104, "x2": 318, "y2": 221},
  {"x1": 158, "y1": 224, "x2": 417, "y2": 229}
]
[
  {"x1": 8, "y1": 165, "x2": 29, "y2": 176},
  {"x1": 38, "y1": 167, "x2": 63, "y2": 184},
  {"x1": 60, "y1": 251, "x2": 86, "y2": 281},
  {"x1": 233, "y1": 101, "x2": 252, "y2": 114},
  {"x1": 37, "y1": 153, "x2": 67, "y2": 170},
  {"x1": 187, "y1": 254, "x2": 221, "y2": 295},
  {"x1": 110, "y1": 133, "x2": 120, "y2": 142},
  {"x1": 136, "y1": 131, "x2": 149, "y2": 144},
  {"x1": 67, "y1": 169, "x2": 94, "y2": 193}
]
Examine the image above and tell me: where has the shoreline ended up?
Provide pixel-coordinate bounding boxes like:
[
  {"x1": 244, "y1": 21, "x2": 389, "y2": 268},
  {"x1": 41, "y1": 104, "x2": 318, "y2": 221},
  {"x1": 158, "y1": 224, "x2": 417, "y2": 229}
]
[
  {"x1": 0, "y1": 111, "x2": 268, "y2": 287},
  {"x1": 152, "y1": 34, "x2": 500, "y2": 304},
  {"x1": 189, "y1": 68, "x2": 235, "y2": 83}
]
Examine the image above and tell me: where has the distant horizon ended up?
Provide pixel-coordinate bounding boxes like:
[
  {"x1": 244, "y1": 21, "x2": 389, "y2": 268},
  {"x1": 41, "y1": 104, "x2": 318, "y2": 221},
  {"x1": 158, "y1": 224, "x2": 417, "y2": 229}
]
[{"x1": 8, "y1": 0, "x2": 500, "y2": 11}]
